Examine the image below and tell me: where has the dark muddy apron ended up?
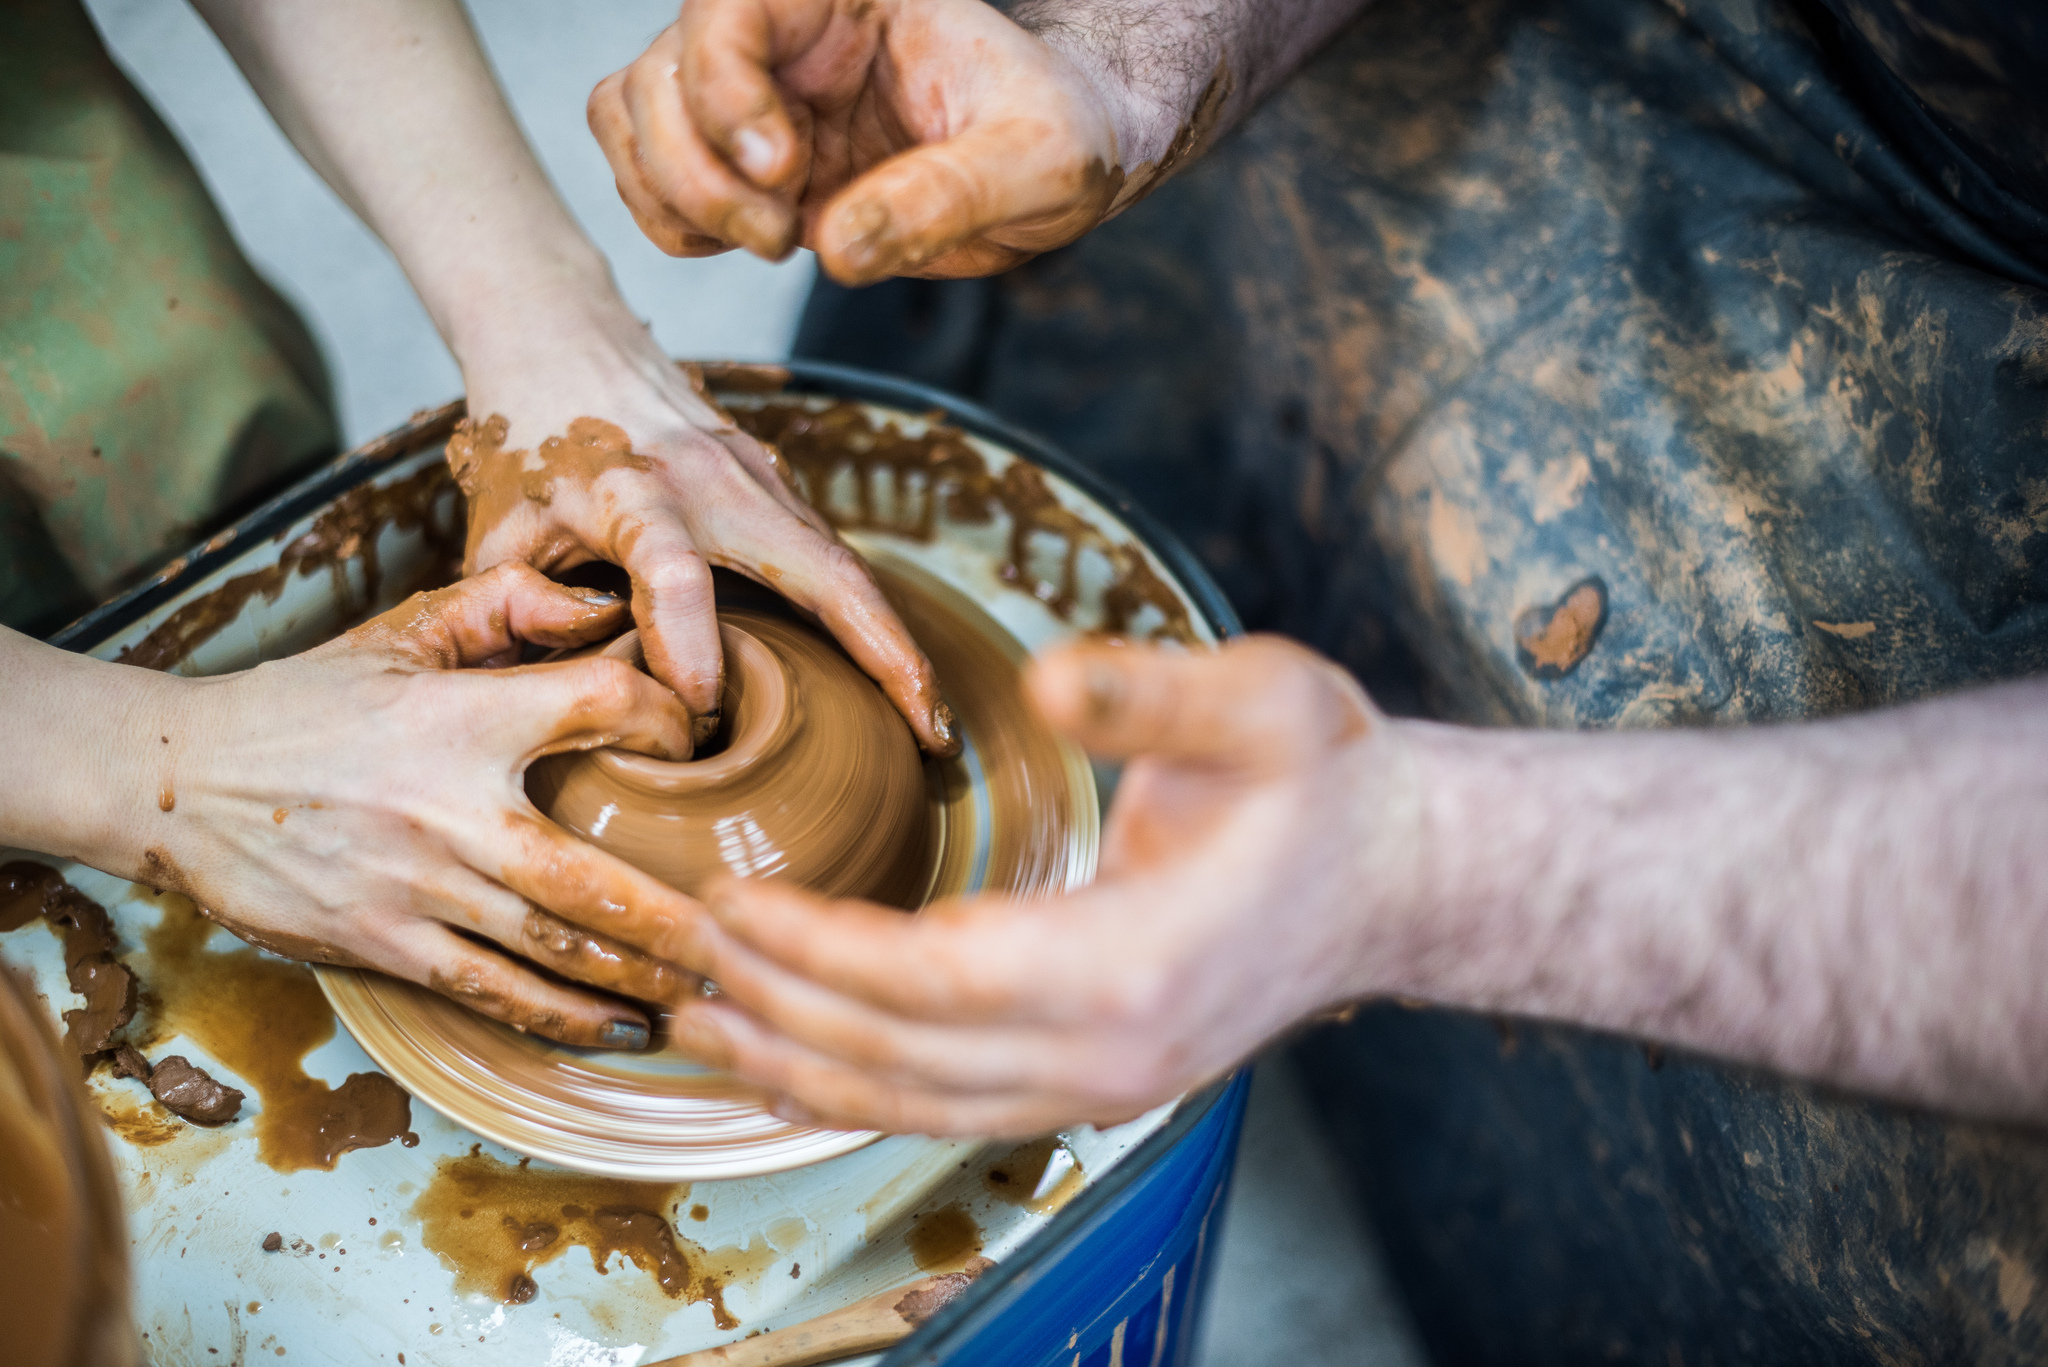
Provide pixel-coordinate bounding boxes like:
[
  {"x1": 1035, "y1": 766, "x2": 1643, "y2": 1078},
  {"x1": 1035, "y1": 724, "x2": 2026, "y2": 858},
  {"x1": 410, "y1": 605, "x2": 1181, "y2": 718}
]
[
  {"x1": 0, "y1": 0, "x2": 337, "y2": 637},
  {"x1": 796, "y1": 0, "x2": 2048, "y2": 1360}
]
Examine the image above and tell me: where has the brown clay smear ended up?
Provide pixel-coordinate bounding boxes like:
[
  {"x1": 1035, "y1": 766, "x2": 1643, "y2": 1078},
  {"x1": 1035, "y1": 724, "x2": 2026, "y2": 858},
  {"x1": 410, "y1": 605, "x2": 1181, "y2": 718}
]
[
  {"x1": 412, "y1": 1149, "x2": 741, "y2": 1327},
  {"x1": 116, "y1": 460, "x2": 462, "y2": 672},
  {"x1": 90, "y1": 1088, "x2": 184, "y2": 1148},
  {"x1": 0, "y1": 862, "x2": 136, "y2": 1061},
  {"x1": 1108, "y1": 60, "x2": 1238, "y2": 217},
  {"x1": 729, "y1": 400, "x2": 1197, "y2": 643},
  {"x1": 134, "y1": 891, "x2": 416, "y2": 1171},
  {"x1": 905, "y1": 1203, "x2": 984, "y2": 1274},
  {"x1": 1514, "y1": 576, "x2": 1608, "y2": 679},
  {"x1": 446, "y1": 414, "x2": 652, "y2": 547},
  {"x1": 981, "y1": 1136, "x2": 1086, "y2": 1215}
]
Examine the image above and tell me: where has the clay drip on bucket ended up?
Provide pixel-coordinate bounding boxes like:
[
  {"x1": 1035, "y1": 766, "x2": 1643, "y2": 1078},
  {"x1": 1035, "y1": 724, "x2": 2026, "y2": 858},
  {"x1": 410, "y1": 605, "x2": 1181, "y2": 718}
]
[{"x1": 528, "y1": 611, "x2": 935, "y2": 909}]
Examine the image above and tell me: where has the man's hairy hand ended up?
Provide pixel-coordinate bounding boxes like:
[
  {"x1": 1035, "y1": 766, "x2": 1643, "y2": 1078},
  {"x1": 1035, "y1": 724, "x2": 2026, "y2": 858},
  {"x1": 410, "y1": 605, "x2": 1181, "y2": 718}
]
[
  {"x1": 588, "y1": 0, "x2": 1126, "y2": 284},
  {"x1": 658, "y1": 636, "x2": 1422, "y2": 1136}
]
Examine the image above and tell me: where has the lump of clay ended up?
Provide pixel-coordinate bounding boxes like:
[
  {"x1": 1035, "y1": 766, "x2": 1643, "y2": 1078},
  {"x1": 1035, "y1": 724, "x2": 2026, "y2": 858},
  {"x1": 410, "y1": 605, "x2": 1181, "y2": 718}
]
[
  {"x1": 142, "y1": 1054, "x2": 244, "y2": 1126},
  {"x1": 528, "y1": 612, "x2": 933, "y2": 908}
]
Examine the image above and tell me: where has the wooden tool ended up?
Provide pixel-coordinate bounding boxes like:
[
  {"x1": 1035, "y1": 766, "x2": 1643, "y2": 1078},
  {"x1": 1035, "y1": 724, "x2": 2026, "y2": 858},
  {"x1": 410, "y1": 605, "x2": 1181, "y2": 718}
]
[{"x1": 646, "y1": 1259, "x2": 996, "y2": 1367}]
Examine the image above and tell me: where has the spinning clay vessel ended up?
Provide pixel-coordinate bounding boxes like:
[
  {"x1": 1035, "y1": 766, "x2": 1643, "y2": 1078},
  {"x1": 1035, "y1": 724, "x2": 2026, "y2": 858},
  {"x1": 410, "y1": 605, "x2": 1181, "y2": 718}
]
[{"x1": 528, "y1": 612, "x2": 938, "y2": 910}]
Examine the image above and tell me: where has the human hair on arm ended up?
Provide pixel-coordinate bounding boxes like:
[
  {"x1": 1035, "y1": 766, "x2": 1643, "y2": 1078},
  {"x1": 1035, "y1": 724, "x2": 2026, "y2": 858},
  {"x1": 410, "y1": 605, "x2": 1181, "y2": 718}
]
[
  {"x1": 1008, "y1": 0, "x2": 1370, "y2": 215},
  {"x1": 1403, "y1": 675, "x2": 2048, "y2": 1121},
  {"x1": 653, "y1": 639, "x2": 2048, "y2": 1137}
]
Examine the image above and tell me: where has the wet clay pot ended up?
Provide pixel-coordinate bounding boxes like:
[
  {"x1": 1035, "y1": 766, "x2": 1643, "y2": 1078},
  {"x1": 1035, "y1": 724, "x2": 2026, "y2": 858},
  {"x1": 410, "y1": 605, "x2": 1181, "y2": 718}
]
[
  {"x1": 526, "y1": 610, "x2": 936, "y2": 909},
  {"x1": 0, "y1": 967, "x2": 139, "y2": 1367}
]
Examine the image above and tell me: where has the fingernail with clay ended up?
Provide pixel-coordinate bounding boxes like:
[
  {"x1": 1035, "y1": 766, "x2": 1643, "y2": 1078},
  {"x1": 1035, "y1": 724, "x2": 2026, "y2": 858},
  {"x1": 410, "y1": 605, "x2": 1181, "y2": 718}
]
[
  {"x1": 733, "y1": 125, "x2": 777, "y2": 183},
  {"x1": 732, "y1": 202, "x2": 790, "y2": 256},
  {"x1": 837, "y1": 200, "x2": 897, "y2": 276},
  {"x1": 930, "y1": 700, "x2": 956, "y2": 749},
  {"x1": 572, "y1": 588, "x2": 624, "y2": 607},
  {"x1": 601, "y1": 1018, "x2": 651, "y2": 1050},
  {"x1": 671, "y1": 1011, "x2": 732, "y2": 1068},
  {"x1": 691, "y1": 712, "x2": 721, "y2": 746}
]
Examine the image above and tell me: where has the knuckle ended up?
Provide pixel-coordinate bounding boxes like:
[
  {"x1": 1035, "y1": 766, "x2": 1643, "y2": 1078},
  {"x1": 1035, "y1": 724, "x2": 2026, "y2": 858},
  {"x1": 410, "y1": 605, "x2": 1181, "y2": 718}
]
[
  {"x1": 814, "y1": 540, "x2": 878, "y2": 592},
  {"x1": 638, "y1": 548, "x2": 714, "y2": 603},
  {"x1": 574, "y1": 656, "x2": 645, "y2": 714}
]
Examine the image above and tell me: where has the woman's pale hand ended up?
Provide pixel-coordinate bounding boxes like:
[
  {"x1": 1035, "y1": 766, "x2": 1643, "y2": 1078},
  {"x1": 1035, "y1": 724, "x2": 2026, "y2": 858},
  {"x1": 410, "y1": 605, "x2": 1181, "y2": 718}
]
[
  {"x1": 452, "y1": 308, "x2": 956, "y2": 756},
  {"x1": 143, "y1": 563, "x2": 711, "y2": 1048}
]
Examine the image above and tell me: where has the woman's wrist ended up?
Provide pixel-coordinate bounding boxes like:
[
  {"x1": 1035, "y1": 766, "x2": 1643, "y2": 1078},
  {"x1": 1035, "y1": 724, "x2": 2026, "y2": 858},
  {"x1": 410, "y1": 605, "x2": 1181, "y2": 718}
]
[
  {"x1": 0, "y1": 636, "x2": 196, "y2": 878},
  {"x1": 433, "y1": 233, "x2": 633, "y2": 380}
]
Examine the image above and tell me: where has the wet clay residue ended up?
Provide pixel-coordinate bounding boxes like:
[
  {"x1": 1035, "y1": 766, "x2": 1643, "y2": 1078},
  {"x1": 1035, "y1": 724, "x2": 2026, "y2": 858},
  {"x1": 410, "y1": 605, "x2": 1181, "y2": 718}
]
[
  {"x1": 0, "y1": 862, "x2": 136, "y2": 1061},
  {"x1": 116, "y1": 460, "x2": 462, "y2": 672},
  {"x1": 893, "y1": 1257, "x2": 997, "y2": 1326},
  {"x1": 692, "y1": 361, "x2": 791, "y2": 394},
  {"x1": 134, "y1": 890, "x2": 416, "y2": 1170},
  {"x1": 446, "y1": 414, "x2": 652, "y2": 552},
  {"x1": 411, "y1": 1149, "x2": 737, "y2": 1327},
  {"x1": 729, "y1": 400, "x2": 1196, "y2": 643},
  {"x1": 1514, "y1": 576, "x2": 1608, "y2": 679},
  {"x1": 92, "y1": 1088, "x2": 186, "y2": 1148},
  {"x1": 112, "y1": 1045, "x2": 244, "y2": 1126},
  {"x1": 1107, "y1": 60, "x2": 1238, "y2": 217},
  {"x1": 981, "y1": 1136, "x2": 1087, "y2": 1215},
  {"x1": 905, "y1": 1203, "x2": 984, "y2": 1274}
]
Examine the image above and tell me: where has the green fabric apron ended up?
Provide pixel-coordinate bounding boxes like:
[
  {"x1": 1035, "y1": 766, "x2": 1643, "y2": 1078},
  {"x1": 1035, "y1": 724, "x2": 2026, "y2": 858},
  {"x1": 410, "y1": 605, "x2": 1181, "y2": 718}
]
[{"x1": 0, "y1": 0, "x2": 337, "y2": 637}]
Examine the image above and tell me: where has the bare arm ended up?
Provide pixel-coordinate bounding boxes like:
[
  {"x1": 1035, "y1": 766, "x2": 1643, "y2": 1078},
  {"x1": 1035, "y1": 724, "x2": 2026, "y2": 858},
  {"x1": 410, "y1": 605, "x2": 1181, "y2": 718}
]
[
  {"x1": 0, "y1": 571, "x2": 703, "y2": 1047},
  {"x1": 642, "y1": 640, "x2": 2048, "y2": 1136},
  {"x1": 189, "y1": 0, "x2": 956, "y2": 753},
  {"x1": 1408, "y1": 676, "x2": 2048, "y2": 1118},
  {"x1": 1010, "y1": 0, "x2": 1366, "y2": 212}
]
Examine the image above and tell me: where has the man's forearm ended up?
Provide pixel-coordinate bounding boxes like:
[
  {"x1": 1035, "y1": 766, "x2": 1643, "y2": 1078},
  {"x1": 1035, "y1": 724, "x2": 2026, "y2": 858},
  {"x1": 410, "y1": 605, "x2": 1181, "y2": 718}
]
[
  {"x1": 1010, "y1": 0, "x2": 1367, "y2": 208},
  {"x1": 1394, "y1": 678, "x2": 2048, "y2": 1121},
  {"x1": 191, "y1": 0, "x2": 627, "y2": 374}
]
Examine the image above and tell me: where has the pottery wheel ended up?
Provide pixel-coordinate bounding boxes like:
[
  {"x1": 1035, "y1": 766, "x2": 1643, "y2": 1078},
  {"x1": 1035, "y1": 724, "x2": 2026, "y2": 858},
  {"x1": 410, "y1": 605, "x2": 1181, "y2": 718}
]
[{"x1": 319, "y1": 558, "x2": 1099, "y2": 1180}]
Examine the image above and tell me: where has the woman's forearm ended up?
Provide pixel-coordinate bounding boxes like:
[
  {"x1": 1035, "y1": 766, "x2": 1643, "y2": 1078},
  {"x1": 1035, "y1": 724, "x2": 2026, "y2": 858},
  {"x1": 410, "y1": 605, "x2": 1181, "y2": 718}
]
[
  {"x1": 0, "y1": 628, "x2": 186, "y2": 877},
  {"x1": 1398, "y1": 678, "x2": 2048, "y2": 1119},
  {"x1": 190, "y1": 0, "x2": 631, "y2": 374}
]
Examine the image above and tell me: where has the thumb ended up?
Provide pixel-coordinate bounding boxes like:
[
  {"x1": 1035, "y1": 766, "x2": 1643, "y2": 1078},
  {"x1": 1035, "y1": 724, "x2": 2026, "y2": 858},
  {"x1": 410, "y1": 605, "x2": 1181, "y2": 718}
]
[
  {"x1": 351, "y1": 563, "x2": 629, "y2": 668},
  {"x1": 814, "y1": 119, "x2": 1117, "y2": 285},
  {"x1": 1025, "y1": 636, "x2": 1377, "y2": 773}
]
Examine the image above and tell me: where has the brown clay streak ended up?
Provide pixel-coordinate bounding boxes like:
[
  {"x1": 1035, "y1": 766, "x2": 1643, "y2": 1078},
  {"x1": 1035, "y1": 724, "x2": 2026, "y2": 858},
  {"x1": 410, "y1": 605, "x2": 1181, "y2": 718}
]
[
  {"x1": 0, "y1": 862, "x2": 137, "y2": 1062},
  {"x1": 115, "y1": 461, "x2": 463, "y2": 672},
  {"x1": 1107, "y1": 61, "x2": 1236, "y2": 218},
  {"x1": 448, "y1": 414, "x2": 652, "y2": 561},
  {"x1": 729, "y1": 400, "x2": 1195, "y2": 642},
  {"x1": 413, "y1": 1149, "x2": 736, "y2": 1326}
]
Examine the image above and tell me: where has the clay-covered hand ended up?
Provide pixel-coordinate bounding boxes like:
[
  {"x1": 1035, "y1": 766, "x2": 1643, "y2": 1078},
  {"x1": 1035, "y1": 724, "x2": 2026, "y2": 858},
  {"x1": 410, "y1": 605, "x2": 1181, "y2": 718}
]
[
  {"x1": 587, "y1": 0, "x2": 1126, "y2": 283},
  {"x1": 661, "y1": 636, "x2": 1425, "y2": 1136},
  {"x1": 452, "y1": 344, "x2": 955, "y2": 755},
  {"x1": 146, "y1": 563, "x2": 712, "y2": 1048}
]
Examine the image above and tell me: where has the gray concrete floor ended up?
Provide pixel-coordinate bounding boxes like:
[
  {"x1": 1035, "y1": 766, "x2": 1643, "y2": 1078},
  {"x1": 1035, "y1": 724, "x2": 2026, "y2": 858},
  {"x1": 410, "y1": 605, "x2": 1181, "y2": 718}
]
[{"x1": 84, "y1": 5, "x2": 1430, "y2": 1362}]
